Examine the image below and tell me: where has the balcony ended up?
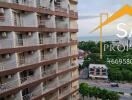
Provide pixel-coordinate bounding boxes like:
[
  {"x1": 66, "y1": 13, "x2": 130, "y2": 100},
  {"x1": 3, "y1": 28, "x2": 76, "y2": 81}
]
[
  {"x1": 18, "y1": 56, "x2": 38, "y2": 66},
  {"x1": 39, "y1": 37, "x2": 55, "y2": 45},
  {"x1": 0, "y1": 79, "x2": 19, "y2": 94},
  {"x1": 58, "y1": 61, "x2": 70, "y2": 72},
  {"x1": 16, "y1": 38, "x2": 37, "y2": 47},
  {"x1": 43, "y1": 82, "x2": 57, "y2": 93},
  {"x1": 20, "y1": 75, "x2": 38, "y2": 85},
  {"x1": 42, "y1": 68, "x2": 56, "y2": 78},
  {"x1": 59, "y1": 88, "x2": 71, "y2": 99},
  {"x1": 36, "y1": 0, "x2": 51, "y2": 10},
  {"x1": 45, "y1": 93, "x2": 58, "y2": 100},
  {"x1": 46, "y1": 95, "x2": 58, "y2": 100},
  {"x1": 0, "y1": 0, "x2": 8, "y2": 2},
  {"x1": 58, "y1": 51, "x2": 69, "y2": 58},
  {"x1": 58, "y1": 66, "x2": 70, "y2": 72},
  {"x1": 38, "y1": 20, "x2": 53, "y2": 28},
  {"x1": 41, "y1": 52, "x2": 56, "y2": 61},
  {"x1": 59, "y1": 78, "x2": 70, "y2": 86},
  {"x1": 22, "y1": 89, "x2": 42, "y2": 100},
  {"x1": 12, "y1": 0, "x2": 34, "y2": 7},
  {"x1": 55, "y1": 6, "x2": 67, "y2": 13},
  {"x1": 57, "y1": 37, "x2": 68, "y2": 43},
  {"x1": 0, "y1": 39, "x2": 14, "y2": 49},
  {"x1": 0, "y1": 60, "x2": 16, "y2": 71},
  {"x1": 69, "y1": 10, "x2": 78, "y2": 17},
  {"x1": 56, "y1": 20, "x2": 68, "y2": 29}
]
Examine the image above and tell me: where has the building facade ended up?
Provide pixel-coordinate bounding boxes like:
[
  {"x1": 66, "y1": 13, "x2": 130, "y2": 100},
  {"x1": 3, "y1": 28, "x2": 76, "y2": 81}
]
[
  {"x1": 0, "y1": 0, "x2": 79, "y2": 100},
  {"x1": 89, "y1": 64, "x2": 108, "y2": 79}
]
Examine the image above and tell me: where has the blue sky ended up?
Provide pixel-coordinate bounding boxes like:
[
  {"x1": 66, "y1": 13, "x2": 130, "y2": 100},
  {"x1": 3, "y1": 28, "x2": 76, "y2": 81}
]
[{"x1": 77, "y1": 0, "x2": 132, "y2": 37}]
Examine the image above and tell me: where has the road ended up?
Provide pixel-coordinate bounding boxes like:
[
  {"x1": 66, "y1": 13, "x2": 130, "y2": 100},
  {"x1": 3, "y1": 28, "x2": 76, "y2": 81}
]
[{"x1": 79, "y1": 68, "x2": 132, "y2": 100}]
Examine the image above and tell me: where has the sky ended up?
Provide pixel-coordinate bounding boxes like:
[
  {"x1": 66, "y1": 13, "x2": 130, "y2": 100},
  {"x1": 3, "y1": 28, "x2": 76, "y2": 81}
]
[{"x1": 77, "y1": 0, "x2": 132, "y2": 37}]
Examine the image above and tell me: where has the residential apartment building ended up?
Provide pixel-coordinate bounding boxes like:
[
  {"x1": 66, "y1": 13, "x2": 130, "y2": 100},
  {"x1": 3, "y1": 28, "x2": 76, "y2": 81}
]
[
  {"x1": 89, "y1": 64, "x2": 108, "y2": 80},
  {"x1": 0, "y1": 0, "x2": 79, "y2": 100}
]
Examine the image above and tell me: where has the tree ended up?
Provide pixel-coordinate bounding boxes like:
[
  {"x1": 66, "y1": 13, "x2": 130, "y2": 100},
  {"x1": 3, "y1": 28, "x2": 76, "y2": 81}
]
[{"x1": 79, "y1": 83, "x2": 89, "y2": 100}]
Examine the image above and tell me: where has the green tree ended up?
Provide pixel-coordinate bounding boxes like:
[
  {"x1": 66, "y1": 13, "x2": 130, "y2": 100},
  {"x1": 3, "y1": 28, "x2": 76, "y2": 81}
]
[{"x1": 79, "y1": 83, "x2": 89, "y2": 100}]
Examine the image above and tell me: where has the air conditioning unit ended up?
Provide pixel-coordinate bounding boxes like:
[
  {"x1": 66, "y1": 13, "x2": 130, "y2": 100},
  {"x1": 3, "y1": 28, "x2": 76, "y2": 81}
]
[
  {"x1": 0, "y1": 8, "x2": 4, "y2": 14},
  {"x1": 1, "y1": 32, "x2": 7, "y2": 38},
  {"x1": 27, "y1": 32, "x2": 32, "y2": 37}
]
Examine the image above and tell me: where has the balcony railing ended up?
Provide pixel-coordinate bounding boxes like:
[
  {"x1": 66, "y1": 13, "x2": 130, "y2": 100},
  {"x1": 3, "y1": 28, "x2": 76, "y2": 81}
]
[
  {"x1": 23, "y1": 89, "x2": 42, "y2": 100},
  {"x1": 59, "y1": 78, "x2": 70, "y2": 86},
  {"x1": 57, "y1": 37, "x2": 69, "y2": 43},
  {"x1": 41, "y1": 53, "x2": 56, "y2": 61},
  {"x1": 48, "y1": 95, "x2": 58, "y2": 100},
  {"x1": 42, "y1": 68, "x2": 56, "y2": 77},
  {"x1": 58, "y1": 66, "x2": 70, "y2": 72},
  {"x1": 69, "y1": 10, "x2": 78, "y2": 17},
  {"x1": 39, "y1": 37, "x2": 55, "y2": 45},
  {"x1": 0, "y1": 79, "x2": 19, "y2": 94},
  {"x1": 16, "y1": 38, "x2": 37, "y2": 47},
  {"x1": 43, "y1": 82, "x2": 57, "y2": 93},
  {"x1": 56, "y1": 21, "x2": 68, "y2": 29},
  {"x1": 0, "y1": 60, "x2": 17, "y2": 71},
  {"x1": 12, "y1": 0, "x2": 33, "y2": 6},
  {"x1": 59, "y1": 88, "x2": 71, "y2": 99},
  {"x1": 0, "y1": 0, "x2": 8, "y2": 2},
  {"x1": 71, "y1": 50, "x2": 78, "y2": 55},
  {"x1": 38, "y1": 20, "x2": 53, "y2": 28},
  {"x1": 55, "y1": 6, "x2": 67, "y2": 13},
  {"x1": 58, "y1": 51, "x2": 69, "y2": 58},
  {"x1": 18, "y1": 57, "x2": 39, "y2": 66},
  {"x1": 0, "y1": 39, "x2": 14, "y2": 49},
  {"x1": 20, "y1": 75, "x2": 39, "y2": 84}
]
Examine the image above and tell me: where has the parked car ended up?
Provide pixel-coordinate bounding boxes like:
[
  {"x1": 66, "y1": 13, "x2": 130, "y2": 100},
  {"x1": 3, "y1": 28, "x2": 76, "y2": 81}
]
[{"x1": 110, "y1": 83, "x2": 119, "y2": 87}]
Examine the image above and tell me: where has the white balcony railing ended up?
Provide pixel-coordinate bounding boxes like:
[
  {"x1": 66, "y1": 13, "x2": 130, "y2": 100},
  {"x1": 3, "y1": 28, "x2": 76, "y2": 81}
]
[
  {"x1": 23, "y1": 88, "x2": 42, "y2": 100},
  {"x1": 57, "y1": 37, "x2": 69, "y2": 43},
  {"x1": 20, "y1": 75, "x2": 39, "y2": 84},
  {"x1": 38, "y1": 20, "x2": 53, "y2": 28},
  {"x1": 41, "y1": 53, "x2": 56, "y2": 61},
  {"x1": 0, "y1": 0, "x2": 8, "y2": 2},
  {"x1": 12, "y1": 0, "x2": 33, "y2": 6},
  {"x1": 55, "y1": 6, "x2": 67, "y2": 13},
  {"x1": 58, "y1": 51, "x2": 69, "y2": 58},
  {"x1": 49, "y1": 95, "x2": 58, "y2": 100},
  {"x1": 59, "y1": 78, "x2": 70, "y2": 85},
  {"x1": 42, "y1": 69, "x2": 56, "y2": 77},
  {"x1": 56, "y1": 21, "x2": 68, "y2": 29},
  {"x1": 0, "y1": 79, "x2": 19, "y2": 93},
  {"x1": 18, "y1": 57, "x2": 39, "y2": 66},
  {"x1": 0, "y1": 39, "x2": 14, "y2": 49},
  {"x1": 16, "y1": 38, "x2": 37, "y2": 47},
  {"x1": 59, "y1": 88, "x2": 71, "y2": 98},
  {"x1": 43, "y1": 82, "x2": 57, "y2": 93},
  {"x1": 39, "y1": 37, "x2": 55, "y2": 45},
  {"x1": 58, "y1": 66, "x2": 70, "y2": 72},
  {"x1": 0, "y1": 60, "x2": 17, "y2": 71}
]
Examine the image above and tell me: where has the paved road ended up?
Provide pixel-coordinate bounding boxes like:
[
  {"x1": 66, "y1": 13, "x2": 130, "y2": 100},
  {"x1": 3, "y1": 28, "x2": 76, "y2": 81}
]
[
  {"x1": 79, "y1": 66, "x2": 132, "y2": 99},
  {"x1": 80, "y1": 80, "x2": 132, "y2": 94}
]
